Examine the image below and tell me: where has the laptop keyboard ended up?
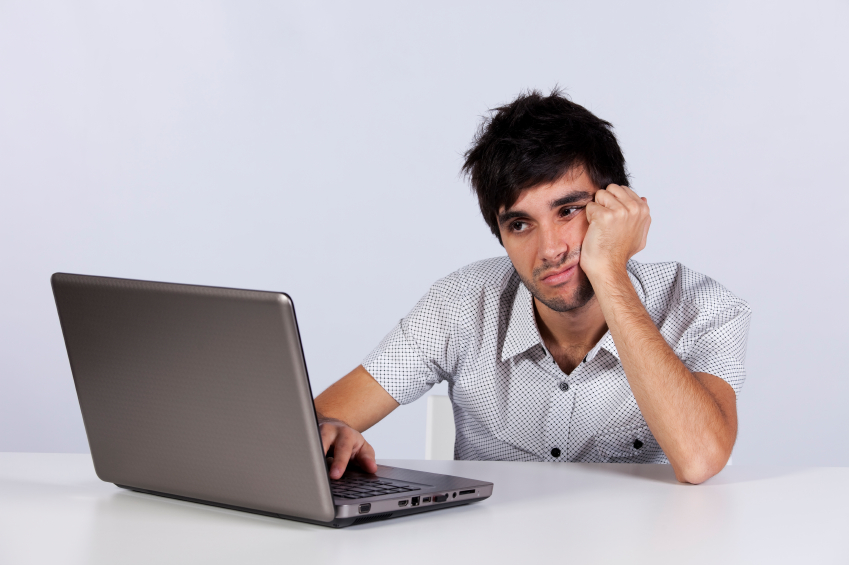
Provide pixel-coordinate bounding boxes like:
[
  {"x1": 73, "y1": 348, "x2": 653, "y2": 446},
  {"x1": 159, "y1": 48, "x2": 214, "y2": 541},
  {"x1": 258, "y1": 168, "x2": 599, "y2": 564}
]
[{"x1": 330, "y1": 476, "x2": 422, "y2": 500}]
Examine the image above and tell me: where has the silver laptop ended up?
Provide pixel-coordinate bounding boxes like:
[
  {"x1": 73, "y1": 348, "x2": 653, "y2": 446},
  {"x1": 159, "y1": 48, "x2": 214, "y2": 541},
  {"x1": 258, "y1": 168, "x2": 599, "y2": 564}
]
[{"x1": 51, "y1": 273, "x2": 493, "y2": 528}]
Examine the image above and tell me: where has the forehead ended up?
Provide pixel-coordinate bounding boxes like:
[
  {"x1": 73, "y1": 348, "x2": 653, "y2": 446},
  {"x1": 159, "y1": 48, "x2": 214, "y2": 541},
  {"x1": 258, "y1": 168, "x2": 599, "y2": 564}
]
[{"x1": 502, "y1": 168, "x2": 599, "y2": 213}]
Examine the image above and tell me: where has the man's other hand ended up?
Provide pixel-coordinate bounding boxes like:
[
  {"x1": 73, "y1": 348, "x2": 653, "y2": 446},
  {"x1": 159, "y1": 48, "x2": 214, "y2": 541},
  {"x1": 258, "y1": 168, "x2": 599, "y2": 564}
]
[
  {"x1": 581, "y1": 184, "x2": 651, "y2": 281},
  {"x1": 319, "y1": 417, "x2": 378, "y2": 480}
]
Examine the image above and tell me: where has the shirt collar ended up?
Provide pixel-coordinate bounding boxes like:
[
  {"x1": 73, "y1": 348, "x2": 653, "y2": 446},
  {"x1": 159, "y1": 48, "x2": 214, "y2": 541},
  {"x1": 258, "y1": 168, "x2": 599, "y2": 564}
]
[
  {"x1": 501, "y1": 281, "x2": 543, "y2": 361},
  {"x1": 501, "y1": 263, "x2": 646, "y2": 363}
]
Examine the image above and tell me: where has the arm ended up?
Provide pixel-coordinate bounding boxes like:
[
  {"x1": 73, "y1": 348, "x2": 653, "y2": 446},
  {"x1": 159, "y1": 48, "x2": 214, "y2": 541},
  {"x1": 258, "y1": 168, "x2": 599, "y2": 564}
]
[
  {"x1": 314, "y1": 364, "x2": 399, "y2": 479},
  {"x1": 591, "y1": 268, "x2": 737, "y2": 483},
  {"x1": 582, "y1": 185, "x2": 737, "y2": 484}
]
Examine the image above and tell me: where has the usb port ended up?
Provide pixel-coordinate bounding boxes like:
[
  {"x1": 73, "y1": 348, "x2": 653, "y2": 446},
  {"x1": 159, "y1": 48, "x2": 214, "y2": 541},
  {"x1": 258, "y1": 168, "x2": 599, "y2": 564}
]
[
  {"x1": 422, "y1": 496, "x2": 431, "y2": 503},
  {"x1": 459, "y1": 489, "x2": 475, "y2": 496},
  {"x1": 411, "y1": 496, "x2": 420, "y2": 506},
  {"x1": 398, "y1": 499, "x2": 409, "y2": 507}
]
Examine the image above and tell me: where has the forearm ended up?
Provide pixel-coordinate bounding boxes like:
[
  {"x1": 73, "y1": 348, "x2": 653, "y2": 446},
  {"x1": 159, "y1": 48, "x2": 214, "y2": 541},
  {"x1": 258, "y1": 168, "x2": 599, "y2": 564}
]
[
  {"x1": 314, "y1": 365, "x2": 399, "y2": 432},
  {"x1": 593, "y1": 269, "x2": 735, "y2": 483}
]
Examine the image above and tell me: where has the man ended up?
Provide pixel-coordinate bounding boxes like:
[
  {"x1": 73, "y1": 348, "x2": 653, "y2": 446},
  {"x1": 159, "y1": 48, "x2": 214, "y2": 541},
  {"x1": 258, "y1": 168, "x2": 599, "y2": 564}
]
[{"x1": 315, "y1": 89, "x2": 750, "y2": 484}]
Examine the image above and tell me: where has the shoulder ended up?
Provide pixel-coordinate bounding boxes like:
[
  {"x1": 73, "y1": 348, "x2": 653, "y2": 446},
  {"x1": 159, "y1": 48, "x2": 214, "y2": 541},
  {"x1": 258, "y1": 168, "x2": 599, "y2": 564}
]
[
  {"x1": 402, "y1": 257, "x2": 517, "y2": 338},
  {"x1": 627, "y1": 260, "x2": 751, "y2": 318},
  {"x1": 430, "y1": 256, "x2": 518, "y2": 300}
]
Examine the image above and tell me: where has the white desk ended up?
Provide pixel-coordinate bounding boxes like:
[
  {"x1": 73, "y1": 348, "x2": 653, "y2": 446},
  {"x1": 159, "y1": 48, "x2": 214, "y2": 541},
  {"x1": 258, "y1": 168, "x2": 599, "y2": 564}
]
[{"x1": 1, "y1": 453, "x2": 847, "y2": 564}]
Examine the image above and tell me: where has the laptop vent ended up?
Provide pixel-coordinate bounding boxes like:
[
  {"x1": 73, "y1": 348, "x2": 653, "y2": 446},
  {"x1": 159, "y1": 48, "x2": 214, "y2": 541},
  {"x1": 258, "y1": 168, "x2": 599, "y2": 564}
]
[{"x1": 352, "y1": 512, "x2": 394, "y2": 525}]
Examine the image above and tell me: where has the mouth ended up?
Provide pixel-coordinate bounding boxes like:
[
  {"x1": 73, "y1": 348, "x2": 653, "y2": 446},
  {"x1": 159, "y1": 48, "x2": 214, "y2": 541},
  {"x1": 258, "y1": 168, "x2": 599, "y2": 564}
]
[{"x1": 539, "y1": 263, "x2": 578, "y2": 286}]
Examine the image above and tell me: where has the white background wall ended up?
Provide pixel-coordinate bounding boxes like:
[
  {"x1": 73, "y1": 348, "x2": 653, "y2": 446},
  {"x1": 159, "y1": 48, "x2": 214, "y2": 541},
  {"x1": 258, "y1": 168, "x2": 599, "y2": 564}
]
[{"x1": 1, "y1": 0, "x2": 847, "y2": 465}]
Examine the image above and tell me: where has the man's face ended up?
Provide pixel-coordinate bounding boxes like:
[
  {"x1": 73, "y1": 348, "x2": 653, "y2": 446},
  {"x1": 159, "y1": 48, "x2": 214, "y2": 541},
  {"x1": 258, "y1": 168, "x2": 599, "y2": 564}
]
[{"x1": 497, "y1": 168, "x2": 600, "y2": 313}]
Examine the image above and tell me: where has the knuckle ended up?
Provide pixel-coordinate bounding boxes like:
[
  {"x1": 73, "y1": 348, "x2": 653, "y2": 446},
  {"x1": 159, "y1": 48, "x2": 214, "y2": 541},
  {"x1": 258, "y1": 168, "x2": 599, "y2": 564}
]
[
  {"x1": 335, "y1": 434, "x2": 353, "y2": 449},
  {"x1": 342, "y1": 427, "x2": 362, "y2": 441}
]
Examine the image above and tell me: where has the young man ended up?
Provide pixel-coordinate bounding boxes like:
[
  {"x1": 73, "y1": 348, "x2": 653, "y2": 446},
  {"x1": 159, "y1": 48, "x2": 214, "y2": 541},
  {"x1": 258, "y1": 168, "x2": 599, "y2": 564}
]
[{"x1": 315, "y1": 89, "x2": 750, "y2": 484}]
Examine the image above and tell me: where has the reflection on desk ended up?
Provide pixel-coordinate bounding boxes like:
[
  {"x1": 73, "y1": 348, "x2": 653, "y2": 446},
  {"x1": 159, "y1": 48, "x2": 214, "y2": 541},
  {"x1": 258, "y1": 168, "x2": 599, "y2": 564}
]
[{"x1": 1, "y1": 453, "x2": 847, "y2": 564}]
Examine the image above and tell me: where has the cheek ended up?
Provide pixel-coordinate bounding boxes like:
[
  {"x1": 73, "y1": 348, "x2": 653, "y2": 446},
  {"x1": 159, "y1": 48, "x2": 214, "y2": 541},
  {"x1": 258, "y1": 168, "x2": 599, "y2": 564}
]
[
  {"x1": 501, "y1": 235, "x2": 538, "y2": 276},
  {"x1": 569, "y1": 218, "x2": 590, "y2": 245}
]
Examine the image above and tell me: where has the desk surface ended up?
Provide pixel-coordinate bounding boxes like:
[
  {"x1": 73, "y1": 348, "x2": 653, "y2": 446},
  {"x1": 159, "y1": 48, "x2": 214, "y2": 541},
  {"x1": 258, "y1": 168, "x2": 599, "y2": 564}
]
[{"x1": 1, "y1": 453, "x2": 847, "y2": 564}]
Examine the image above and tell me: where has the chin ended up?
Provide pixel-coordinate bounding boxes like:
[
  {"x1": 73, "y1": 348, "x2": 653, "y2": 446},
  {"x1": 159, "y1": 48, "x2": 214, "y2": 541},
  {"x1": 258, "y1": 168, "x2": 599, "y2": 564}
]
[{"x1": 535, "y1": 282, "x2": 595, "y2": 314}]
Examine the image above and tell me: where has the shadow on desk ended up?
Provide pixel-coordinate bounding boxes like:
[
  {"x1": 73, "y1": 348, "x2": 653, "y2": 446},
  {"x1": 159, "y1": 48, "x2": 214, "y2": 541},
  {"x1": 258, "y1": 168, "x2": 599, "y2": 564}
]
[
  {"x1": 118, "y1": 488, "x2": 312, "y2": 525},
  {"x1": 584, "y1": 462, "x2": 807, "y2": 486}
]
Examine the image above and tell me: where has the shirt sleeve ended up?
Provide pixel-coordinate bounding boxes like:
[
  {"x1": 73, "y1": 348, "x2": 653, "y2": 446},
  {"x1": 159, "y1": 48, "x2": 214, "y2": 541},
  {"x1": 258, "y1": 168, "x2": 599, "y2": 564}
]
[
  {"x1": 679, "y1": 297, "x2": 752, "y2": 397},
  {"x1": 362, "y1": 280, "x2": 462, "y2": 405}
]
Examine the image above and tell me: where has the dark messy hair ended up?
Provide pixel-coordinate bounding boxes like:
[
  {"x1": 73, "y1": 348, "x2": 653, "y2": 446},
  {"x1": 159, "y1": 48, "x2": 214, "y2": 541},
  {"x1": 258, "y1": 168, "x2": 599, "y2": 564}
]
[{"x1": 461, "y1": 88, "x2": 629, "y2": 243}]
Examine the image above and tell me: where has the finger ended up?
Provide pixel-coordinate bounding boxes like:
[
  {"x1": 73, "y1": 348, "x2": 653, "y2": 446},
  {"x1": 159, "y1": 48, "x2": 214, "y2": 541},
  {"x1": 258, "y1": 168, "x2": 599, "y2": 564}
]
[
  {"x1": 585, "y1": 201, "x2": 602, "y2": 222},
  {"x1": 603, "y1": 183, "x2": 627, "y2": 198},
  {"x1": 319, "y1": 424, "x2": 338, "y2": 456},
  {"x1": 607, "y1": 183, "x2": 640, "y2": 199},
  {"x1": 353, "y1": 441, "x2": 378, "y2": 474},
  {"x1": 594, "y1": 189, "x2": 624, "y2": 211},
  {"x1": 618, "y1": 184, "x2": 641, "y2": 199},
  {"x1": 329, "y1": 433, "x2": 357, "y2": 479},
  {"x1": 606, "y1": 184, "x2": 644, "y2": 213},
  {"x1": 586, "y1": 200, "x2": 615, "y2": 220}
]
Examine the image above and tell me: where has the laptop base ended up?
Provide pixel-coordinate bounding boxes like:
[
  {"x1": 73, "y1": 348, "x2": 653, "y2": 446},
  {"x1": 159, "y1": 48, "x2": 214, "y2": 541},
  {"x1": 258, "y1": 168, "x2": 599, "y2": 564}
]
[{"x1": 117, "y1": 484, "x2": 480, "y2": 528}]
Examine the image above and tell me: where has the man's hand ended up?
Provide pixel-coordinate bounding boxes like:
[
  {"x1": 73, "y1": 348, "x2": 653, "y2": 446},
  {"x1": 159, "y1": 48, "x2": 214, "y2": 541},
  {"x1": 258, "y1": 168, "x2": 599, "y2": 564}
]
[
  {"x1": 313, "y1": 365, "x2": 399, "y2": 479},
  {"x1": 319, "y1": 416, "x2": 378, "y2": 480},
  {"x1": 580, "y1": 184, "x2": 651, "y2": 281}
]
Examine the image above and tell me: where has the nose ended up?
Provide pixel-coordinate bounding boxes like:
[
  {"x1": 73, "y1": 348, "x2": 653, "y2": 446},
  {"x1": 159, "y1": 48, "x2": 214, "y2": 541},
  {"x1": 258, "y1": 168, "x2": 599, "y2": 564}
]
[{"x1": 538, "y1": 221, "x2": 569, "y2": 265}]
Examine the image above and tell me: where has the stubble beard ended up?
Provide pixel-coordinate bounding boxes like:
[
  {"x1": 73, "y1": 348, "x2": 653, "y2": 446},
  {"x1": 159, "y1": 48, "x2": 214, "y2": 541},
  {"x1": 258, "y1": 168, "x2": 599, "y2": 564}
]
[{"x1": 517, "y1": 247, "x2": 596, "y2": 313}]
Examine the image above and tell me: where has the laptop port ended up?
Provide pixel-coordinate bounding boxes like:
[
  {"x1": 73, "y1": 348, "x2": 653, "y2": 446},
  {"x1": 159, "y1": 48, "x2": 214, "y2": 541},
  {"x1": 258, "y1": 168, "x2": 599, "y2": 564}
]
[
  {"x1": 459, "y1": 489, "x2": 475, "y2": 496},
  {"x1": 398, "y1": 500, "x2": 409, "y2": 507},
  {"x1": 411, "y1": 496, "x2": 420, "y2": 506},
  {"x1": 433, "y1": 494, "x2": 449, "y2": 503},
  {"x1": 358, "y1": 503, "x2": 371, "y2": 514},
  {"x1": 422, "y1": 496, "x2": 431, "y2": 503}
]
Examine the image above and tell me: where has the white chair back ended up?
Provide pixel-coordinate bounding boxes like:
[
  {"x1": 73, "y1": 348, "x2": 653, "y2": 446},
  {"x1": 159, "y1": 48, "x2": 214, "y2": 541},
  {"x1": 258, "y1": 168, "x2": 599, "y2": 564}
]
[{"x1": 425, "y1": 395, "x2": 455, "y2": 460}]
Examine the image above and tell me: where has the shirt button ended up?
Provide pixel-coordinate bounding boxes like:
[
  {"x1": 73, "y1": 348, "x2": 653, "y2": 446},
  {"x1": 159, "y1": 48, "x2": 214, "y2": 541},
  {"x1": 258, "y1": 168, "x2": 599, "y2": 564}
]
[
  {"x1": 551, "y1": 447, "x2": 561, "y2": 458},
  {"x1": 558, "y1": 381, "x2": 570, "y2": 392}
]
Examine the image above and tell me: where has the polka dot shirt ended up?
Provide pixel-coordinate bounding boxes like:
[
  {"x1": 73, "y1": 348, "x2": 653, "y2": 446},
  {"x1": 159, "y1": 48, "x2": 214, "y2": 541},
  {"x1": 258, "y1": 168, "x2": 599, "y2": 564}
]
[{"x1": 363, "y1": 257, "x2": 751, "y2": 463}]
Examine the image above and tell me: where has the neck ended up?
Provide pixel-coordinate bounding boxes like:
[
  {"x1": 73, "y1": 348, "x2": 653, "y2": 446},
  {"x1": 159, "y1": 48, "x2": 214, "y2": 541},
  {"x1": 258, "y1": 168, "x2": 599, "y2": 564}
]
[{"x1": 533, "y1": 295, "x2": 608, "y2": 371}]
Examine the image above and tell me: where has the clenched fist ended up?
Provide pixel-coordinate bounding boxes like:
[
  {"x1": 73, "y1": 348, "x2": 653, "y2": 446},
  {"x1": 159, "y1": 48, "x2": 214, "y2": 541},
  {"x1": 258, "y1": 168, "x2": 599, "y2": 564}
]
[{"x1": 580, "y1": 184, "x2": 651, "y2": 281}]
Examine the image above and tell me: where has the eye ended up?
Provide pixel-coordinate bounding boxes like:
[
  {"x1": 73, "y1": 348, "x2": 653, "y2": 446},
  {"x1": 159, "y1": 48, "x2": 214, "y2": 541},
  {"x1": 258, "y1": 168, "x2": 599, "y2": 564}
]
[
  {"x1": 510, "y1": 220, "x2": 528, "y2": 232},
  {"x1": 559, "y1": 206, "x2": 582, "y2": 218}
]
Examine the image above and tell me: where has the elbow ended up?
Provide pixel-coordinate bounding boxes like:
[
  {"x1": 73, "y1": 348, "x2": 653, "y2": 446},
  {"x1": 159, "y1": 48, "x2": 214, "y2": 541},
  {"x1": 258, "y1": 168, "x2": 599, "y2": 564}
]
[
  {"x1": 676, "y1": 463, "x2": 721, "y2": 485},
  {"x1": 673, "y1": 448, "x2": 731, "y2": 485}
]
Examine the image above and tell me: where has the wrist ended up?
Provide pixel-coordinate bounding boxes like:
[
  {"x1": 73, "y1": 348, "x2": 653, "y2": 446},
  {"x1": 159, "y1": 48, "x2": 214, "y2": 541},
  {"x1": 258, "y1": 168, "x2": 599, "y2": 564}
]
[
  {"x1": 318, "y1": 414, "x2": 348, "y2": 427},
  {"x1": 589, "y1": 265, "x2": 646, "y2": 330},
  {"x1": 584, "y1": 262, "x2": 630, "y2": 290}
]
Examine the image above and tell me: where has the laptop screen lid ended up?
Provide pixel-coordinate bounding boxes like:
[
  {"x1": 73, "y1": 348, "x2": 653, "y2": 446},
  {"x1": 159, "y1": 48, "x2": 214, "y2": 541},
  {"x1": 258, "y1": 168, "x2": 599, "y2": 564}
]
[{"x1": 51, "y1": 273, "x2": 336, "y2": 523}]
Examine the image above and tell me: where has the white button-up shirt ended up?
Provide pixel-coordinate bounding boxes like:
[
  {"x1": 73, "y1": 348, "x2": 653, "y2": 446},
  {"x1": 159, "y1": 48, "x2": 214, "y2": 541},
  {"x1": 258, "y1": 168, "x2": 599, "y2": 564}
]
[{"x1": 363, "y1": 257, "x2": 751, "y2": 463}]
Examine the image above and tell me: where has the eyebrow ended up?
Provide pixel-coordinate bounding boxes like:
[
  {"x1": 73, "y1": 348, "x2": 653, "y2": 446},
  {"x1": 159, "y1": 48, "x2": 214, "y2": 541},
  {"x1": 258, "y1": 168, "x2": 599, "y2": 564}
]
[
  {"x1": 497, "y1": 191, "x2": 594, "y2": 226},
  {"x1": 550, "y1": 191, "x2": 593, "y2": 208}
]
